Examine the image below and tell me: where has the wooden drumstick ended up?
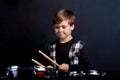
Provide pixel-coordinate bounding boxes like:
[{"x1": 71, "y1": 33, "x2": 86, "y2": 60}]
[
  {"x1": 32, "y1": 58, "x2": 44, "y2": 66},
  {"x1": 38, "y1": 50, "x2": 60, "y2": 67}
]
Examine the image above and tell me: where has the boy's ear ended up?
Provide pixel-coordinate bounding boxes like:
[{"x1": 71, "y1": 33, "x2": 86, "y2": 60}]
[{"x1": 71, "y1": 24, "x2": 75, "y2": 30}]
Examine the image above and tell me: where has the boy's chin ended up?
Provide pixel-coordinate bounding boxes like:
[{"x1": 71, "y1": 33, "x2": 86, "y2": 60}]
[{"x1": 57, "y1": 36, "x2": 65, "y2": 39}]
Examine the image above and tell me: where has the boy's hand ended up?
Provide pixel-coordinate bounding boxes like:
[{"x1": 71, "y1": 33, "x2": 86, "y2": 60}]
[{"x1": 58, "y1": 63, "x2": 69, "y2": 72}]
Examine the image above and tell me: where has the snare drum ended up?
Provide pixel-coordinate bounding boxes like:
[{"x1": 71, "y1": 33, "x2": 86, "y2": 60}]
[
  {"x1": 33, "y1": 66, "x2": 58, "y2": 79},
  {"x1": 33, "y1": 66, "x2": 46, "y2": 77}
]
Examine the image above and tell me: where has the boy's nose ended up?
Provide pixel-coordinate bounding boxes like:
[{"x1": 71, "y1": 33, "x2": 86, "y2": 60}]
[
  {"x1": 58, "y1": 28, "x2": 62, "y2": 32},
  {"x1": 58, "y1": 27, "x2": 63, "y2": 32}
]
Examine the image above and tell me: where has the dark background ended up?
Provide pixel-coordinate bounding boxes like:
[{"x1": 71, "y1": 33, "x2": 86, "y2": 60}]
[{"x1": 0, "y1": 0, "x2": 120, "y2": 77}]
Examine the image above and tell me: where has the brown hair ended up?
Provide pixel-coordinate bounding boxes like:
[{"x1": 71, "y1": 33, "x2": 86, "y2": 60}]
[{"x1": 53, "y1": 9, "x2": 75, "y2": 26}]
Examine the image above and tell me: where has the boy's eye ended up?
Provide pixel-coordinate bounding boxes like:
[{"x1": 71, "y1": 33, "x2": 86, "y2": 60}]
[
  {"x1": 62, "y1": 25, "x2": 67, "y2": 29},
  {"x1": 54, "y1": 25, "x2": 67, "y2": 29},
  {"x1": 55, "y1": 26, "x2": 59, "y2": 28}
]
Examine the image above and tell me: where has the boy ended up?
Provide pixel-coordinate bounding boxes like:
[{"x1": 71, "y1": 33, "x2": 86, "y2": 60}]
[{"x1": 46, "y1": 9, "x2": 90, "y2": 78}]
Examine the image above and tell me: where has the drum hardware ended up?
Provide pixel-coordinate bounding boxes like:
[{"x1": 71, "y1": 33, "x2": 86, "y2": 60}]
[
  {"x1": 80, "y1": 69, "x2": 107, "y2": 80},
  {"x1": 81, "y1": 70, "x2": 107, "y2": 76},
  {"x1": 69, "y1": 71, "x2": 80, "y2": 77},
  {"x1": 45, "y1": 68, "x2": 58, "y2": 79},
  {"x1": 80, "y1": 70, "x2": 86, "y2": 76}
]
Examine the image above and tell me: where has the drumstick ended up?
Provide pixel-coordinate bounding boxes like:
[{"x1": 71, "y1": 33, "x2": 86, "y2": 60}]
[
  {"x1": 38, "y1": 50, "x2": 60, "y2": 67},
  {"x1": 32, "y1": 58, "x2": 44, "y2": 66}
]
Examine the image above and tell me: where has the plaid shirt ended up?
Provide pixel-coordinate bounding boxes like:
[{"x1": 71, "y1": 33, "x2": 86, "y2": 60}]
[{"x1": 47, "y1": 37, "x2": 89, "y2": 71}]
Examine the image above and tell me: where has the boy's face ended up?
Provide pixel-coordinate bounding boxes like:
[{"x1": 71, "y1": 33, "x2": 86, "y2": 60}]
[{"x1": 54, "y1": 20, "x2": 74, "y2": 41}]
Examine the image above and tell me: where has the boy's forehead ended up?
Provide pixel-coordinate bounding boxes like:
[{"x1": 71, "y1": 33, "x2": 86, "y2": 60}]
[{"x1": 55, "y1": 20, "x2": 69, "y2": 26}]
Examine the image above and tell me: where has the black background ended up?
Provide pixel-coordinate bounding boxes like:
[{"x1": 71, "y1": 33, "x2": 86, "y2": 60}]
[{"x1": 0, "y1": 0, "x2": 120, "y2": 77}]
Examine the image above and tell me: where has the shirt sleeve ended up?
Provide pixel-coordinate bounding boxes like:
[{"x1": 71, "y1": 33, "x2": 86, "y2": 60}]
[{"x1": 69, "y1": 44, "x2": 90, "y2": 71}]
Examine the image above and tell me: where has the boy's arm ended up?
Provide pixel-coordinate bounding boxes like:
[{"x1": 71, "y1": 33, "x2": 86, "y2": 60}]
[{"x1": 69, "y1": 46, "x2": 90, "y2": 71}]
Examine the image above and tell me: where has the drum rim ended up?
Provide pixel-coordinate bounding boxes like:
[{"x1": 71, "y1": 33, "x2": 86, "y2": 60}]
[{"x1": 82, "y1": 70, "x2": 102, "y2": 75}]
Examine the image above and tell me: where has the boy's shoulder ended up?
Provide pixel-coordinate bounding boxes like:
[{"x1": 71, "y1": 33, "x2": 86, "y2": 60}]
[
  {"x1": 49, "y1": 39, "x2": 59, "y2": 45},
  {"x1": 73, "y1": 36, "x2": 85, "y2": 45}
]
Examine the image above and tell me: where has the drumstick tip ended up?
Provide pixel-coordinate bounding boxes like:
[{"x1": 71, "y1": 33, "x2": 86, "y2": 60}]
[
  {"x1": 38, "y1": 50, "x2": 41, "y2": 53},
  {"x1": 31, "y1": 58, "x2": 34, "y2": 61}
]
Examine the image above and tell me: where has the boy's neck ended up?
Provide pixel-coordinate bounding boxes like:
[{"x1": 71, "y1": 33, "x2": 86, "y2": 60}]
[{"x1": 59, "y1": 36, "x2": 73, "y2": 43}]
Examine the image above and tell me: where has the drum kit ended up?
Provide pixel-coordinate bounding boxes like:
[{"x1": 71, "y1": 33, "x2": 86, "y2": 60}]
[
  {"x1": 0, "y1": 50, "x2": 107, "y2": 80},
  {"x1": 0, "y1": 65, "x2": 57, "y2": 79},
  {"x1": 0, "y1": 66, "x2": 106, "y2": 80}
]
